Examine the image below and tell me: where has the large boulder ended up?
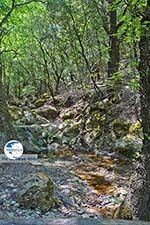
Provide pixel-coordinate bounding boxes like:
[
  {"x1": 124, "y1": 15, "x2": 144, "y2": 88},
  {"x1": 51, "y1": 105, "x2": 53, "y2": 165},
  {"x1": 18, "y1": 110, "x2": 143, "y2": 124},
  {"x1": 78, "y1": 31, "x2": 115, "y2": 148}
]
[
  {"x1": 114, "y1": 136, "x2": 142, "y2": 158},
  {"x1": 14, "y1": 109, "x2": 50, "y2": 125},
  {"x1": 47, "y1": 124, "x2": 63, "y2": 145},
  {"x1": 17, "y1": 173, "x2": 58, "y2": 212},
  {"x1": 35, "y1": 106, "x2": 59, "y2": 120},
  {"x1": 62, "y1": 123, "x2": 80, "y2": 145},
  {"x1": 15, "y1": 125, "x2": 45, "y2": 154}
]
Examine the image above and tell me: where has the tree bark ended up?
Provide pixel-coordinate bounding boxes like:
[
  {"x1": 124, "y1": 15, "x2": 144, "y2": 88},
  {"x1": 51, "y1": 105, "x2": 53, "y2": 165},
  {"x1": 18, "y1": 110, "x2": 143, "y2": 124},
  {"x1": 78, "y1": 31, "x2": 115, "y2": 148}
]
[
  {"x1": 107, "y1": 0, "x2": 120, "y2": 77},
  {"x1": 113, "y1": 1, "x2": 150, "y2": 221},
  {"x1": 0, "y1": 50, "x2": 16, "y2": 152}
]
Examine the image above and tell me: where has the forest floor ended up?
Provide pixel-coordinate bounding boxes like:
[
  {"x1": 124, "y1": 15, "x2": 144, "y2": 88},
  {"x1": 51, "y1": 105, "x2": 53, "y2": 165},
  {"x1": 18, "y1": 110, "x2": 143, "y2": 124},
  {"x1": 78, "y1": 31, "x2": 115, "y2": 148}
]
[
  {"x1": 0, "y1": 149, "x2": 134, "y2": 220},
  {"x1": 1, "y1": 85, "x2": 141, "y2": 222}
]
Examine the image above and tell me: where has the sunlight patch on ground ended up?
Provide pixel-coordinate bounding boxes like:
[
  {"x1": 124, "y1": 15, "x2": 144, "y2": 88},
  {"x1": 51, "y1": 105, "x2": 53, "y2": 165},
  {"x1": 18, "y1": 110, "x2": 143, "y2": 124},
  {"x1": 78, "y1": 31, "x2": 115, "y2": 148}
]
[
  {"x1": 77, "y1": 172, "x2": 117, "y2": 195},
  {"x1": 86, "y1": 206, "x2": 118, "y2": 218}
]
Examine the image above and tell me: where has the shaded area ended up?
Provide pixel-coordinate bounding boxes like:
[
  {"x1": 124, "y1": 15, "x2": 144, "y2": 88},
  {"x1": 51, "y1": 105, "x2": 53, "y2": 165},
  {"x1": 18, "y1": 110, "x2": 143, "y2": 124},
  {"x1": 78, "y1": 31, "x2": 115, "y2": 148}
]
[{"x1": 0, "y1": 217, "x2": 150, "y2": 225}]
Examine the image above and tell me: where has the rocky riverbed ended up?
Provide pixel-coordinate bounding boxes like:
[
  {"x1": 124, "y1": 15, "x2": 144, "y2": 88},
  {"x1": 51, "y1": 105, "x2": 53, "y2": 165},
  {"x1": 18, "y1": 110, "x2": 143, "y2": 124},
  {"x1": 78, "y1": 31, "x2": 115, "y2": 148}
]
[{"x1": 0, "y1": 150, "x2": 134, "y2": 220}]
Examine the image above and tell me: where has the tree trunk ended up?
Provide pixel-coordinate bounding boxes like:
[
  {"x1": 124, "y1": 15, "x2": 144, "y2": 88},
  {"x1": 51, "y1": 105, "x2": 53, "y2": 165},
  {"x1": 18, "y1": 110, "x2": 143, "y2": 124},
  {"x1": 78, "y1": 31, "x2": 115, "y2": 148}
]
[
  {"x1": 0, "y1": 51, "x2": 16, "y2": 152},
  {"x1": 107, "y1": 0, "x2": 120, "y2": 77},
  {"x1": 113, "y1": 1, "x2": 150, "y2": 221}
]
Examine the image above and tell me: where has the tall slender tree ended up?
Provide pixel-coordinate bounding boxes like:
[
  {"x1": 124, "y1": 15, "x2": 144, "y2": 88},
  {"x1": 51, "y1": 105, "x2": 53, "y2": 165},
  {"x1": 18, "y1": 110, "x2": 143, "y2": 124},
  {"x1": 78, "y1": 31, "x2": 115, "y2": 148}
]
[
  {"x1": 114, "y1": 0, "x2": 150, "y2": 220},
  {"x1": 0, "y1": 47, "x2": 15, "y2": 152},
  {"x1": 107, "y1": 0, "x2": 120, "y2": 77},
  {"x1": 0, "y1": 0, "x2": 42, "y2": 152}
]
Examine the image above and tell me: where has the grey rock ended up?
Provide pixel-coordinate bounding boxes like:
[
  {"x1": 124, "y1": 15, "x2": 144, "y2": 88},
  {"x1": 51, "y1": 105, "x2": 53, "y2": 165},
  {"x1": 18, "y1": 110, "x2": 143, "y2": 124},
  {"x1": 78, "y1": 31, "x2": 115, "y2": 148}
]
[
  {"x1": 17, "y1": 172, "x2": 56, "y2": 212},
  {"x1": 15, "y1": 125, "x2": 44, "y2": 154},
  {"x1": 35, "y1": 106, "x2": 59, "y2": 120},
  {"x1": 47, "y1": 143, "x2": 61, "y2": 155}
]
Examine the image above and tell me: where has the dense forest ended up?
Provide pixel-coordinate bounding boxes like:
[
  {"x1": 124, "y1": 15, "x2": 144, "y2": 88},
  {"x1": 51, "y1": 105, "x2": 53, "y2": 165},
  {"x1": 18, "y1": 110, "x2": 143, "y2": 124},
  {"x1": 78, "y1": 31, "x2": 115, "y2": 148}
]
[{"x1": 0, "y1": 0, "x2": 150, "y2": 224}]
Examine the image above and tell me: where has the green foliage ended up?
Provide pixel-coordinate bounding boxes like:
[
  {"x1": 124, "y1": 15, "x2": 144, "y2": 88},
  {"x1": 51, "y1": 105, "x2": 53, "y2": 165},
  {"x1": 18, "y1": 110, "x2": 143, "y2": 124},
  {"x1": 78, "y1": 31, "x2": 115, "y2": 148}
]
[
  {"x1": 129, "y1": 77, "x2": 140, "y2": 91},
  {"x1": 21, "y1": 85, "x2": 36, "y2": 97},
  {"x1": 106, "y1": 72, "x2": 125, "y2": 90},
  {"x1": 1, "y1": 0, "x2": 109, "y2": 98},
  {"x1": 0, "y1": 0, "x2": 147, "y2": 99}
]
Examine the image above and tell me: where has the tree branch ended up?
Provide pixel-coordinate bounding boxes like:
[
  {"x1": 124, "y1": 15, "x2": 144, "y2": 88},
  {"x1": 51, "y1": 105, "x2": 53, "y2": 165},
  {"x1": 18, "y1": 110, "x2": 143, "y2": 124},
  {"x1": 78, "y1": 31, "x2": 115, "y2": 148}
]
[
  {"x1": 0, "y1": 0, "x2": 16, "y2": 28},
  {"x1": 0, "y1": 0, "x2": 46, "y2": 29}
]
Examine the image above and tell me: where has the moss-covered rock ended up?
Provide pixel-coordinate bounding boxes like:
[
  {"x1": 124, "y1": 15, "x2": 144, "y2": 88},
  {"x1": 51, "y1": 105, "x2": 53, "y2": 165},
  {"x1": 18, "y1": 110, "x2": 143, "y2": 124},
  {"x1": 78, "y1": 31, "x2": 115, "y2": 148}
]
[
  {"x1": 47, "y1": 124, "x2": 62, "y2": 145},
  {"x1": 35, "y1": 106, "x2": 59, "y2": 120},
  {"x1": 89, "y1": 102, "x2": 105, "y2": 112},
  {"x1": 15, "y1": 125, "x2": 44, "y2": 154},
  {"x1": 62, "y1": 123, "x2": 80, "y2": 142},
  {"x1": 8, "y1": 105, "x2": 23, "y2": 122},
  {"x1": 114, "y1": 136, "x2": 142, "y2": 158},
  {"x1": 113, "y1": 119, "x2": 131, "y2": 139},
  {"x1": 17, "y1": 172, "x2": 60, "y2": 212},
  {"x1": 85, "y1": 111, "x2": 106, "y2": 131},
  {"x1": 129, "y1": 121, "x2": 142, "y2": 136},
  {"x1": 60, "y1": 110, "x2": 75, "y2": 120},
  {"x1": 35, "y1": 98, "x2": 47, "y2": 108}
]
